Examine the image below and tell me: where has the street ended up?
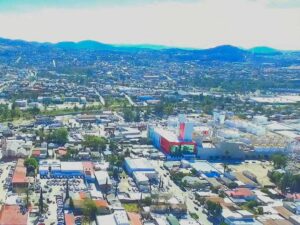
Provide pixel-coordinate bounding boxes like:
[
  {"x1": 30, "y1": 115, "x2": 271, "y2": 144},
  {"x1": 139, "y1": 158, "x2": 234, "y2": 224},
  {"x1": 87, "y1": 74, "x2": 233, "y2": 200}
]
[{"x1": 151, "y1": 160, "x2": 212, "y2": 225}]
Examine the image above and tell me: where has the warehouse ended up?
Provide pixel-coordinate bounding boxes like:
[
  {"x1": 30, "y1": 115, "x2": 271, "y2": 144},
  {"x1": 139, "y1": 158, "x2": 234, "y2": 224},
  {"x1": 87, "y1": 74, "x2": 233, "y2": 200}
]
[
  {"x1": 124, "y1": 157, "x2": 156, "y2": 175},
  {"x1": 39, "y1": 160, "x2": 86, "y2": 178},
  {"x1": 190, "y1": 161, "x2": 221, "y2": 178},
  {"x1": 94, "y1": 170, "x2": 112, "y2": 192}
]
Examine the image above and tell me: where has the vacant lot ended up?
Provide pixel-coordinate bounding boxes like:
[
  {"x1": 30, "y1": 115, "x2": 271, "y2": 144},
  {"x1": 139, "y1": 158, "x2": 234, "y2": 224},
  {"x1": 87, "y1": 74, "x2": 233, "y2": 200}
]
[{"x1": 228, "y1": 161, "x2": 274, "y2": 187}]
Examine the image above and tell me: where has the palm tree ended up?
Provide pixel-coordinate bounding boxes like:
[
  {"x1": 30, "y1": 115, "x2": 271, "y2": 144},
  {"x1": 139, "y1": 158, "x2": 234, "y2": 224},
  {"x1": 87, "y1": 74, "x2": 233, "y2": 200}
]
[{"x1": 39, "y1": 189, "x2": 44, "y2": 214}]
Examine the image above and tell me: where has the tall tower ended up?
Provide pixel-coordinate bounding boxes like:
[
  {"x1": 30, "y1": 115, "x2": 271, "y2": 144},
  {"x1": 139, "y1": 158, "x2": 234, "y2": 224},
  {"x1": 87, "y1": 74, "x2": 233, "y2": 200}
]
[{"x1": 178, "y1": 114, "x2": 193, "y2": 142}]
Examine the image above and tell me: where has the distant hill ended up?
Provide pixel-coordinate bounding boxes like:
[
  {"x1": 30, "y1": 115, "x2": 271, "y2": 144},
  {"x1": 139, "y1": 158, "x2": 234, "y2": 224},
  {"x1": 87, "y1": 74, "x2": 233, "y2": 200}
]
[
  {"x1": 55, "y1": 40, "x2": 115, "y2": 50},
  {"x1": 249, "y1": 46, "x2": 282, "y2": 55},
  {"x1": 0, "y1": 37, "x2": 299, "y2": 63}
]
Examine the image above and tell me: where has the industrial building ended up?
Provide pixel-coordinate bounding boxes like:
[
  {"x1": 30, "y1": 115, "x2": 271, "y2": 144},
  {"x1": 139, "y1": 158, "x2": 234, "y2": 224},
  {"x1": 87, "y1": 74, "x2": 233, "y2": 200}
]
[
  {"x1": 124, "y1": 158, "x2": 156, "y2": 176},
  {"x1": 124, "y1": 157, "x2": 158, "y2": 191},
  {"x1": 39, "y1": 160, "x2": 95, "y2": 181},
  {"x1": 190, "y1": 161, "x2": 221, "y2": 178},
  {"x1": 148, "y1": 115, "x2": 196, "y2": 158},
  {"x1": 94, "y1": 170, "x2": 112, "y2": 192}
]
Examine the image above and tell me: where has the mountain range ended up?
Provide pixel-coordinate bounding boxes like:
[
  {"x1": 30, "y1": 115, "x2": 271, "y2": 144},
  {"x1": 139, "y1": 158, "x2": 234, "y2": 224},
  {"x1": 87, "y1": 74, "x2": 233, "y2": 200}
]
[{"x1": 0, "y1": 37, "x2": 299, "y2": 63}]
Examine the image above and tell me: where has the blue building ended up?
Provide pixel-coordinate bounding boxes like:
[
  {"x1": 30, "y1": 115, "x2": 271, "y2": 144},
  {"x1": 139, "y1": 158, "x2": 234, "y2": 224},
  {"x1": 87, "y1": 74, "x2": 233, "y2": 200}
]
[{"x1": 39, "y1": 160, "x2": 90, "y2": 179}]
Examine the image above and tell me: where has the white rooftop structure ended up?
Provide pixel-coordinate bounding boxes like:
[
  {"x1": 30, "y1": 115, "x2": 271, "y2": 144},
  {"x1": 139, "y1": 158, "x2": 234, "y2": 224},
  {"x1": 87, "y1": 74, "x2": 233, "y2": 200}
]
[
  {"x1": 190, "y1": 161, "x2": 219, "y2": 173},
  {"x1": 2, "y1": 139, "x2": 32, "y2": 157},
  {"x1": 153, "y1": 127, "x2": 179, "y2": 142},
  {"x1": 125, "y1": 158, "x2": 154, "y2": 171},
  {"x1": 61, "y1": 162, "x2": 83, "y2": 171},
  {"x1": 96, "y1": 214, "x2": 116, "y2": 225},
  {"x1": 133, "y1": 171, "x2": 149, "y2": 183},
  {"x1": 114, "y1": 210, "x2": 130, "y2": 225},
  {"x1": 94, "y1": 170, "x2": 112, "y2": 186},
  {"x1": 153, "y1": 218, "x2": 168, "y2": 225},
  {"x1": 179, "y1": 219, "x2": 199, "y2": 225}
]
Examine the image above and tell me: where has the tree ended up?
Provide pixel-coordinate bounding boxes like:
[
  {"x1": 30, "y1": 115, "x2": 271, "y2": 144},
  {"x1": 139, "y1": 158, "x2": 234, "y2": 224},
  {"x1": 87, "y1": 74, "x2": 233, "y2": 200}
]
[
  {"x1": 24, "y1": 157, "x2": 38, "y2": 176},
  {"x1": 271, "y1": 154, "x2": 288, "y2": 169},
  {"x1": 39, "y1": 189, "x2": 44, "y2": 214},
  {"x1": 134, "y1": 108, "x2": 141, "y2": 122},
  {"x1": 24, "y1": 157, "x2": 38, "y2": 169},
  {"x1": 109, "y1": 141, "x2": 118, "y2": 152},
  {"x1": 69, "y1": 198, "x2": 74, "y2": 210},
  {"x1": 123, "y1": 107, "x2": 135, "y2": 122},
  {"x1": 206, "y1": 200, "x2": 222, "y2": 217},
  {"x1": 269, "y1": 171, "x2": 284, "y2": 185},
  {"x1": 28, "y1": 106, "x2": 40, "y2": 116},
  {"x1": 65, "y1": 179, "x2": 69, "y2": 199},
  {"x1": 228, "y1": 182, "x2": 238, "y2": 189},
  {"x1": 279, "y1": 172, "x2": 293, "y2": 194},
  {"x1": 48, "y1": 128, "x2": 68, "y2": 145},
  {"x1": 108, "y1": 155, "x2": 124, "y2": 168},
  {"x1": 25, "y1": 186, "x2": 30, "y2": 208},
  {"x1": 244, "y1": 200, "x2": 258, "y2": 210},
  {"x1": 257, "y1": 207, "x2": 264, "y2": 215},
  {"x1": 223, "y1": 163, "x2": 229, "y2": 173},
  {"x1": 82, "y1": 135, "x2": 107, "y2": 151},
  {"x1": 142, "y1": 196, "x2": 152, "y2": 206},
  {"x1": 82, "y1": 199, "x2": 97, "y2": 223}
]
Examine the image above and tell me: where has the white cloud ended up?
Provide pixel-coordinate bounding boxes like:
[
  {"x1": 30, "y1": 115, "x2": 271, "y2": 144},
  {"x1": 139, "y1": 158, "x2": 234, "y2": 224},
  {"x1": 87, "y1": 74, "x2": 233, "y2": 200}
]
[{"x1": 0, "y1": 0, "x2": 299, "y2": 49}]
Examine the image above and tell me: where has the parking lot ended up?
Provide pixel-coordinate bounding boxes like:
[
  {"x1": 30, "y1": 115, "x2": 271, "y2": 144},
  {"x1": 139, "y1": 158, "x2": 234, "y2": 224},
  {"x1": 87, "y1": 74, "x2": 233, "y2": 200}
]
[
  {"x1": 0, "y1": 161, "x2": 16, "y2": 202},
  {"x1": 32, "y1": 177, "x2": 87, "y2": 225}
]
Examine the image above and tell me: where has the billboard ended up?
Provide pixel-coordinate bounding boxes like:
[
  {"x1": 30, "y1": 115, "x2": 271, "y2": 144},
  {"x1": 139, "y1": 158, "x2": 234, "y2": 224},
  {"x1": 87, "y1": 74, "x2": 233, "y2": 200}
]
[
  {"x1": 181, "y1": 144, "x2": 195, "y2": 154},
  {"x1": 170, "y1": 145, "x2": 181, "y2": 155}
]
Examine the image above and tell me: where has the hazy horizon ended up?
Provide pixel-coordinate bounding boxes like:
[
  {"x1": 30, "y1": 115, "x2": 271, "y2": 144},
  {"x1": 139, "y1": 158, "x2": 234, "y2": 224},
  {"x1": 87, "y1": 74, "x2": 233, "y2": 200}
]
[{"x1": 0, "y1": 0, "x2": 299, "y2": 50}]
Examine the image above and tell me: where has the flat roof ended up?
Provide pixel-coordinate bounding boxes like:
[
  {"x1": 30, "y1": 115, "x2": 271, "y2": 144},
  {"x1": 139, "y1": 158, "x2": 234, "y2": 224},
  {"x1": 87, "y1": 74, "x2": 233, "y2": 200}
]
[
  {"x1": 96, "y1": 214, "x2": 116, "y2": 225},
  {"x1": 125, "y1": 158, "x2": 154, "y2": 171},
  {"x1": 190, "y1": 161, "x2": 219, "y2": 173},
  {"x1": 154, "y1": 127, "x2": 179, "y2": 142},
  {"x1": 114, "y1": 210, "x2": 130, "y2": 225},
  {"x1": 61, "y1": 162, "x2": 83, "y2": 171},
  {"x1": 94, "y1": 170, "x2": 112, "y2": 185}
]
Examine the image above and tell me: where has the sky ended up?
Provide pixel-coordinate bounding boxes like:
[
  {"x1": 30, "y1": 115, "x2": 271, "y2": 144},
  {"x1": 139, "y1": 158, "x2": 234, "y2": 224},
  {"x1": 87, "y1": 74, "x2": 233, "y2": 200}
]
[{"x1": 0, "y1": 0, "x2": 299, "y2": 50}]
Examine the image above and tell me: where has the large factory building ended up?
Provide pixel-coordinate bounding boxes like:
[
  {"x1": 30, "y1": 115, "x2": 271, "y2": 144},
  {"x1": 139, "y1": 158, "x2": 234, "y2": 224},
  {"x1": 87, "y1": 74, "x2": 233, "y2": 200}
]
[{"x1": 148, "y1": 115, "x2": 196, "y2": 158}]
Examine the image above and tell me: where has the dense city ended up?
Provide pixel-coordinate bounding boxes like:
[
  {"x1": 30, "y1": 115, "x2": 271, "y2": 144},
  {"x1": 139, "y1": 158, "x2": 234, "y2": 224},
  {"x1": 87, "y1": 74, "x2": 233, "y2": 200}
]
[{"x1": 0, "y1": 38, "x2": 299, "y2": 225}]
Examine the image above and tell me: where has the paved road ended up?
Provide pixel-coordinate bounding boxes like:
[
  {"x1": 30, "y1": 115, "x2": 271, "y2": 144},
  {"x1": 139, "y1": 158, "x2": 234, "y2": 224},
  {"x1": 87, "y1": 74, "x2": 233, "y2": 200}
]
[
  {"x1": 95, "y1": 89, "x2": 106, "y2": 106},
  {"x1": 151, "y1": 160, "x2": 212, "y2": 225},
  {"x1": 124, "y1": 94, "x2": 137, "y2": 106}
]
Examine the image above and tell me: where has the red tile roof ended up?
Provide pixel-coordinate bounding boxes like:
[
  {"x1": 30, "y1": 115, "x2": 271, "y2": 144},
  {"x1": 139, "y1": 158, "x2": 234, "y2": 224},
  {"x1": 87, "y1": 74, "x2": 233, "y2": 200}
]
[
  {"x1": 32, "y1": 150, "x2": 41, "y2": 157},
  {"x1": 286, "y1": 193, "x2": 300, "y2": 200},
  {"x1": 226, "y1": 188, "x2": 254, "y2": 198},
  {"x1": 127, "y1": 212, "x2": 142, "y2": 225},
  {"x1": 12, "y1": 159, "x2": 28, "y2": 184},
  {"x1": 94, "y1": 199, "x2": 109, "y2": 208},
  {"x1": 64, "y1": 213, "x2": 75, "y2": 225},
  {"x1": 56, "y1": 149, "x2": 67, "y2": 156},
  {"x1": 0, "y1": 205, "x2": 28, "y2": 225}
]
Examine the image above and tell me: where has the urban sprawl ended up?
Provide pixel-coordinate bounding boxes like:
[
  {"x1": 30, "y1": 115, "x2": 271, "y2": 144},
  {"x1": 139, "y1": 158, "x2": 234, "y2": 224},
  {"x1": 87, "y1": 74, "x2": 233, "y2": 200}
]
[{"x1": 0, "y1": 38, "x2": 299, "y2": 225}]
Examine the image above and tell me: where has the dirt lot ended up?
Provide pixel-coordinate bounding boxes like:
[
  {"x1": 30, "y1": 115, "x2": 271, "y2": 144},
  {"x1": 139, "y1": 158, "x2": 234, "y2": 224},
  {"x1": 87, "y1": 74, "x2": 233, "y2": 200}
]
[{"x1": 228, "y1": 161, "x2": 274, "y2": 187}]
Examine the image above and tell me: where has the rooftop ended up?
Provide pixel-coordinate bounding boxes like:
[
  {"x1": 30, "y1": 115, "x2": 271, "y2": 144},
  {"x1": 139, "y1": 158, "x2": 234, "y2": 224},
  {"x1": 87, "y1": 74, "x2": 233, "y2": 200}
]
[
  {"x1": 0, "y1": 205, "x2": 28, "y2": 225},
  {"x1": 12, "y1": 159, "x2": 28, "y2": 184},
  {"x1": 154, "y1": 127, "x2": 179, "y2": 142},
  {"x1": 125, "y1": 157, "x2": 155, "y2": 171}
]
